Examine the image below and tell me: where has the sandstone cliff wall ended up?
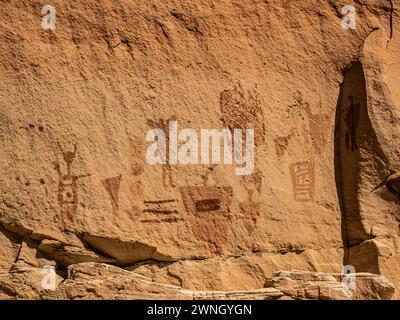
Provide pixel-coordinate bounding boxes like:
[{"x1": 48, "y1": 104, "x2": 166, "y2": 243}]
[{"x1": 0, "y1": 0, "x2": 399, "y2": 299}]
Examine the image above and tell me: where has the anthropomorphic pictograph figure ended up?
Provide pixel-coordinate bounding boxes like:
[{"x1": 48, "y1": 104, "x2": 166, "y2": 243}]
[
  {"x1": 343, "y1": 95, "x2": 360, "y2": 152},
  {"x1": 289, "y1": 161, "x2": 315, "y2": 202},
  {"x1": 54, "y1": 144, "x2": 90, "y2": 231},
  {"x1": 146, "y1": 117, "x2": 176, "y2": 188},
  {"x1": 101, "y1": 174, "x2": 122, "y2": 219},
  {"x1": 304, "y1": 102, "x2": 331, "y2": 154},
  {"x1": 220, "y1": 83, "x2": 266, "y2": 149}
]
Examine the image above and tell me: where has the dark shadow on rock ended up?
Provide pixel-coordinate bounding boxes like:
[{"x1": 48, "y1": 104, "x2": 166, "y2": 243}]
[{"x1": 334, "y1": 61, "x2": 379, "y2": 273}]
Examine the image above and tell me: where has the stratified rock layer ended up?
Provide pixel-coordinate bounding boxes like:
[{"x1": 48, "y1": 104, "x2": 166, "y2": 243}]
[{"x1": 0, "y1": 262, "x2": 394, "y2": 300}]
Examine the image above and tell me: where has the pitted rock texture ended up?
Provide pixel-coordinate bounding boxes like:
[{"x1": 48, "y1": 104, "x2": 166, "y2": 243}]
[{"x1": 0, "y1": 0, "x2": 400, "y2": 299}]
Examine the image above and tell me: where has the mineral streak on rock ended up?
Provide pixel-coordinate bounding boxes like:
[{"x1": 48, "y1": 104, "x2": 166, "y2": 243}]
[{"x1": 0, "y1": 0, "x2": 400, "y2": 299}]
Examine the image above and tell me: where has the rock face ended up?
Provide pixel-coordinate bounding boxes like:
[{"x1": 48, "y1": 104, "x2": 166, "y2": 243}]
[
  {"x1": 0, "y1": 262, "x2": 395, "y2": 300},
  {"x1": 0, "y1": 0, "x2": 399, "y2": 299}
]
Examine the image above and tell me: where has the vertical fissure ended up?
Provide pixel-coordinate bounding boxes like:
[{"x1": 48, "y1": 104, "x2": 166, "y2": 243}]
[{"x1": 390, "y1": 0, "x2": 394, "y2": 38}]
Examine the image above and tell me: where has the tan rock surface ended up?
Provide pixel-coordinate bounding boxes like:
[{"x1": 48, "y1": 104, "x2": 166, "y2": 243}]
[
  {"x1": 0, "y1": 0, "x2": 399, "y2": 299},
  {"x1": 2, "y1": 262, "x2": 392, "y2": 300}
]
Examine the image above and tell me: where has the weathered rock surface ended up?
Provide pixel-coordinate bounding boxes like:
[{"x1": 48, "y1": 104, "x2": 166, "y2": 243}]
[
  {"x1": 1, "y1": 262, "x2": 394, "y2": 300},
  {"x1": 0, "y1": 0, "x2": 400, "y2": 299},
  {"x1": 265, "y1": 270, "x2": 395, "y2": 300}
]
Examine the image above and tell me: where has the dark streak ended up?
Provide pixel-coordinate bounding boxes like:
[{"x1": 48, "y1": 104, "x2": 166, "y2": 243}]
[
  {"x1": 144, "y1": 199, "x2": 177, "y2": 204},
  {"x1": 141, "y1": 218, "x2": 183, "y2": 223},
  {"x1": 389, "y1": 0, "x2": 394, "y2": 39},
  {"x1": 143, "y1": 209, "x2": 179, "y2": 214}
]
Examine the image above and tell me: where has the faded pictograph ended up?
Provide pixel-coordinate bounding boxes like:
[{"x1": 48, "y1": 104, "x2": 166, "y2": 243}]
[
  {"x1": 146, "y1": 117, "x2": 177, "y2": 188},
  {"x1": 239, "y1": 168, "x2": 263, "y2": 231},
  {"x1": 128, "y1": 142, "x2": 183, "y2": 223},
  {"x1": 128, "y1": 159, "x2": 144, "y2": 220},
  {"x1": 220, "y1": 83, "x2": 266, "y2": 149},
  {"x1": 304, "y1": 102, "x2": 331, "y2": 155},
  {"x1": 343, "y1": 95, "x2": 360, "y2": 152},
  {"x1": 141, "y1": 198, "x2": 182, "y2": 223},
  {"x1": 290, "y1": 92, "x2": 331, "y2": 154},
  {"x1": 200, "y1": 165, "x2": 218, "y2": 187},
  {"x1": 180, "y1": 167, "x2": 233, "y2": 254},
  {"x1": 289, "y1": 161, "x2": 315, "y2": 202},
  {"x1": 274, "y1": 129, "x2": 295, "y2": 158},
  {"x1": 145, "y1": 119, "x2": 255, "y2": 175},
  {"x1": 101, "y1": 174, "x2": 122, "y2": 218},
  {"x1": 240, "y1": 189, "x2": 261, "y2": 232},
  {"x1": 54, "y1": 144, "x2": 90, "y2": 231}
]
